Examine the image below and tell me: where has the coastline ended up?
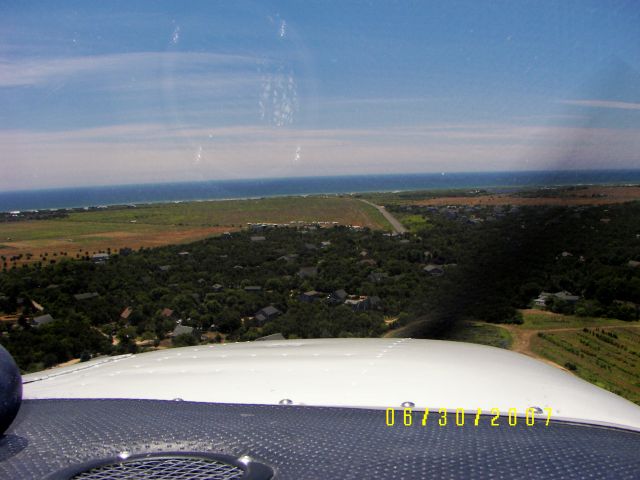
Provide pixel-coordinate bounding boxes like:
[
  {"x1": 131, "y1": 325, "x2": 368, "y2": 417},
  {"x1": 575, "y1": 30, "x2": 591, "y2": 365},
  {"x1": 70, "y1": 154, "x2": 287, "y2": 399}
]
[{"x1": 2, "y1": 169, "x2": 640, "y2": 213}]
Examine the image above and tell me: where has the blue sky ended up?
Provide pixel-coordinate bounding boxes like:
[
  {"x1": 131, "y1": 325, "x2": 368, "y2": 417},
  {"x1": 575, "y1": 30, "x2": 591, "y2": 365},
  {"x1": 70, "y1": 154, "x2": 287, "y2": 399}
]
[{"x1": 1, "y1": 0, "x2": 640, "y2": 189}]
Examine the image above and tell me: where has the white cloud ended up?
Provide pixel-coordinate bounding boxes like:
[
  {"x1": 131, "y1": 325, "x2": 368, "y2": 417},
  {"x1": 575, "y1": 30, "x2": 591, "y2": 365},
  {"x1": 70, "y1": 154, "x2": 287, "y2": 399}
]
[
  {"x1": 0, "y1": 51, "x2": 257, "y2": 87},
  {"x1": 2, "y1": 122, "x2": 639, "y2": 190},
  {"x1": 559, "y1": 99, "x2": 640, "y2": 111}
]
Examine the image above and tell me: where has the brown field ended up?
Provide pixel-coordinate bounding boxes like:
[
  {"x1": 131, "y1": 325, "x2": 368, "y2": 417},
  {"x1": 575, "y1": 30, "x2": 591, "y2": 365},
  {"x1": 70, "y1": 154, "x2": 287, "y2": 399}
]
[
  {"x1": 411, "y1": 186, "x2": 640, "y2": 207},
  {"x1": 0, "y1": 225, "x2": 235, "y2": 266},
  {"x1": 0, "y1": 196, "x2": 389, "y2": 267}
]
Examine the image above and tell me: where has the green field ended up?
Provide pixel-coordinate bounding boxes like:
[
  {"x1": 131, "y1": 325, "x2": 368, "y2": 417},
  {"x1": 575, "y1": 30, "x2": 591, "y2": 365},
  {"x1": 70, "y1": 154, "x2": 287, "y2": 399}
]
[
  {"x1": 0, "y1": 196, "x2": 390, "y2": 264},
  {"x1": 63, "y1": 196, "x2": 389, "y2": 228},
  {"x1": 521, "y1": 310, "x2": 632, "y2": 330},
  {"x1": 442, "y1": 321, "x2": 513, "y2": 349},
  {"x1": 531, "y1": 326, "x2": 640, "y2": 404}
]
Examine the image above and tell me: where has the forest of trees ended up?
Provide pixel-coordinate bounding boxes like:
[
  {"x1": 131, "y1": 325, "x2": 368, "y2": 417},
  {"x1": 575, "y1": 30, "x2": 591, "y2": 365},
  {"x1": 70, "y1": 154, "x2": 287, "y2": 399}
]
[{"x1": 1, "y1": 200, "x2": 639, "y2": 372}]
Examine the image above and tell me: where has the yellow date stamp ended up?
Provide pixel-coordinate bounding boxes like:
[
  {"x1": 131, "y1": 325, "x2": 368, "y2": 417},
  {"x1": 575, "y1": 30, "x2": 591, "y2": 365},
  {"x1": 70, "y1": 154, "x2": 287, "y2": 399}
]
[{"x1": 385, "y1": 407, "x2": 553, "y2": 427}]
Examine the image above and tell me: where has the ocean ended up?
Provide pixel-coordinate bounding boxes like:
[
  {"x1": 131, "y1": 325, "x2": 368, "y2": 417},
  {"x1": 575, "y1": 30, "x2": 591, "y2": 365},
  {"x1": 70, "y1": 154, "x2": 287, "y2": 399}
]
[{"x1": 2, "y1": 170, "x2": 640, "y2": 212}]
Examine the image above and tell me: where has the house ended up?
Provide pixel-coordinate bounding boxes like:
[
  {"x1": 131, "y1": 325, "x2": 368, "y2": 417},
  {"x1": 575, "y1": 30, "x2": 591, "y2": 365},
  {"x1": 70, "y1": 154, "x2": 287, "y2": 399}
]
[
  {"x1": 367, "y1": 272, "x2": 388, "y2": 283},
  {"x1": 74, "y1": 292, "x2": 99, "y2": 301},
  {"x1": 178, "y1": 251, "x2": 190, "y2": 256},
  {"x1": 31, "y1": 300, "x2": 44, "y2": 312},
  {"x1": 298, "y1": 266, "x2": 318, "y2": 279},
  {"x1": 32, "y1": 314, "x2": 55, "y2": 328},
  {"x1": 368, "y1": 296, "x2": 382, "y2": 309},
  {"x1": 91, "y1": 253, "x2": 110, "y2": 264},
  {"x1": 344, "y1": 296, "x2": 374, "y2": 312},
  {"x1": 299, "y1": 290, "x2": 325, "y2": 303},
  {"x1": 171, "y1": 324, "x2": 194, "y2": 337},
  {"x1": 304, "y1": 243, "x2": 318, "y2": 251},
  {"x1": 250, "y1": 236, "x2": 266, "y2": 242},
  {"x1": 211, "y1": 283, "x2": 224, "y2": 292},
  {"x1": 628, "y1": 260, "x2": 640, "y2": 269},
  {"x1": 161, "y1": 308, "x2": 174, "y2": 318},
  {"x1": 254, "y1": 306, "x2": 282, "y2": 325},
  {"x1": 244, "y1": 286, "x2": 262, "y2": 292},
  {"x1": 159, "y1": 265, "x2": 171, "y2": 272},
  {"x1": 534, "y1": 291, "x2": 580, "y2": 307},
  {"x1": 278, "y1": 253, "x2": 299, "y2": 263},
  {"x1": 120, "y1": 306, "x2": 133, "y2": 321},
  {"x1": 255, "y1": 332, "x2": 286, "y2": 341},
  {"x1": 329, "y1": 289, "x2": 348, "y2": 304},
  {"x1": 423, "y1": 264, "x2": 445, "y2": 276},
  {"x1": 554, "y1": 291, "x2": 580, "y2": 303},
  {"x1": 358, "y1": 259, "x2": 377, "y2": 267},
  {"x1": 320, "y1": 241, "x2": 332, "y2": 248},
  {"x1": 534, "y1": 292, "x2": 552, "y2": 307}
]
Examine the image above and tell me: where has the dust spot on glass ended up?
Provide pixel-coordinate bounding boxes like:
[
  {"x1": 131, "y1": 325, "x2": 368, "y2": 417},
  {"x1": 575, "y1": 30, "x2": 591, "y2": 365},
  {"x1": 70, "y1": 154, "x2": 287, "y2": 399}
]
[{"x1": 171, "y1": 25, "x2": 180, "y2": 45}]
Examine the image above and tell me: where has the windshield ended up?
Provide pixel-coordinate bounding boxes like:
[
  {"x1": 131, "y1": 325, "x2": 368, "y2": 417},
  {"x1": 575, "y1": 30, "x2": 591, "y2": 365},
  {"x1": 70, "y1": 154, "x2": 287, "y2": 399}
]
[{"x1": 1, "y1": 1, "x2": 640, "y2": 412}]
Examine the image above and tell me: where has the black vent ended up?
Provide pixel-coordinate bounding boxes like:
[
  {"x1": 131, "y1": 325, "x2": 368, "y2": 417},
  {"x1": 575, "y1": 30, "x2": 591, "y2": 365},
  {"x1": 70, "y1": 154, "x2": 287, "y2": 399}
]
[{"x1": 49, "y1": 453, "x2": 273, "y2": 480}]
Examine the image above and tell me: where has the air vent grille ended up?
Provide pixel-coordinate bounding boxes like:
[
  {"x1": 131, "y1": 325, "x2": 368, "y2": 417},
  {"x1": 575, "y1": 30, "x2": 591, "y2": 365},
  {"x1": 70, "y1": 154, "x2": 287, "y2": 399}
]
[{"x1": 70, "y1": 456, "x2": 245, "y2": 480}]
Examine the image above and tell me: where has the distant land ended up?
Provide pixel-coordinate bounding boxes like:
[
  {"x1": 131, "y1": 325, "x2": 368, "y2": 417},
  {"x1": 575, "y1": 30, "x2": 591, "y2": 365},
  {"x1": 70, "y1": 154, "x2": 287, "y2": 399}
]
[
  {"x1": 0, "y1": 196, "x2": 389, "y2": 265},
  {"x1": 3, "y1": 182, "x2": 640, "y2": 268},
  {"x1": 3, "y1": 170, "x2": 640, "y2": 212}
]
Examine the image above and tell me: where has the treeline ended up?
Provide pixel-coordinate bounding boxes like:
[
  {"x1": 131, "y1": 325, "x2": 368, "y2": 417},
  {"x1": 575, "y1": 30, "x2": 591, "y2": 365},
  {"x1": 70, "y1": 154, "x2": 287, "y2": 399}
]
[
  {"x1": 1, "y1": 200, "x2": 639, "y2": 372},
  {"x1": 393, "y1": 201, "x2": 640, "y2": 336},
  {"x1": 0, "y1": 225, "x2": 448, "y2": 371}
]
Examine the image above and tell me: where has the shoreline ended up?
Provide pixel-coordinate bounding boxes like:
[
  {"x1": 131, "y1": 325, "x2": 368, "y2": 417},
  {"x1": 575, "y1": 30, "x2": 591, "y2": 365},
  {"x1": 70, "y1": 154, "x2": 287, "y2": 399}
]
[
  {"x1": 2, "y1": 170, "x2": 640, "y2": 213},
  {"x1": 3, "y1": 180, "x2": 640, "y2": 215}
]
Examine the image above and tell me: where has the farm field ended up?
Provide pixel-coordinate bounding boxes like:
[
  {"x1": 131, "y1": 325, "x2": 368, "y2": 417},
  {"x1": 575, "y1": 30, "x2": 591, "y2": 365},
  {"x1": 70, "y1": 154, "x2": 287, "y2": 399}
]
[
  {"x1": 407, "y1": 186, "x2": 640, "y2": 207},
  {"x1": 388, "y1": 310, "x2": 640, "y2": 405},
  {"x1": 531, "y1": 326, "x2": 640, "y2": 405},
  {"x1": 361, "y1": 185, "x2": 640, "y2": 207},
  {"x1": 0, "y1": 196, "x2": 390, "y2": 266},
  {"x1": 441, "y1": 321, "x2": 513, "y2": 349},
  {"x1": 491, "y1": 310, "x2": 640, "y2": 405}
]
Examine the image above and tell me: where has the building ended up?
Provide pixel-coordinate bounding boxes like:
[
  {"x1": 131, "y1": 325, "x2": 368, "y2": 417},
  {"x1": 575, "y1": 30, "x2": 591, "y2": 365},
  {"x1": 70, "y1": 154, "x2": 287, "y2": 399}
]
[
  {"x1": 161, "y1": 308, "x2": 174, "y2": 318},
  {"x1": 329, "y1": 289, "x2": 348, "y2": 304},
  {"x1": 254, "y1": 306, "x2": 282, "y2": 325},
  {"x1": 423, "y1": 264, "x2": 445, "y2": 276},
  {"x1": 344, "y1": 296, "x2": 371, "y2": 312},
  {"x1": 244, "y1": 286, "x2": 262, "y2": 293},
  {"x1": 298, "y1": 266, "x2": 318, "y2": 279},
  {"x1": 171, "y1": 324, "x2": 194, "y2": 337},
  {"x1": 299, "y1": 290, "x2": 325, "y2": 303},
  {"x1": 278, "y1": 254, "x2": 299, "y2": 263},
  {"x1": 120, "y1": 306, "x2": 133, "y2": 321},
  {"x1": 74, "y1": 292, "x2": 99, "y2": 301},
  {"x1": 91, "y1": 253, "x2": 110, "y2": 264},
  {"x1": 31, "y1": 314, "x2": 55, "y2": 328},
  {"x1": 250, "y1": 236, "x2": 266, "y2": 242},
  {"x1": 367, "y1": 272, "x2": 388, "y2": 283},
  {"x1": 31, "y1": 300, "x2": 44, "y2": 312},
  {"x1": 255, "y1": 332, "x2": 286, "y2": 341},
  {"x1": 344, "y1": 295, "x2": 381, "y2": 312},
  {"x1": 534, "y1": 291, "x2": 580, "y2": 307},
  {"x1": 211, "y1": 283, "x2": 224, "y2": 292}
]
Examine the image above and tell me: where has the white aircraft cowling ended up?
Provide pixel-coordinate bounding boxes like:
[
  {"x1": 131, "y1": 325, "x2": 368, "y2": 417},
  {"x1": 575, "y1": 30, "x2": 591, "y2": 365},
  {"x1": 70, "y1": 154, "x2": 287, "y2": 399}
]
[{"x1": 22, "y1": 338, "x2": 640, "y2": 431}]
